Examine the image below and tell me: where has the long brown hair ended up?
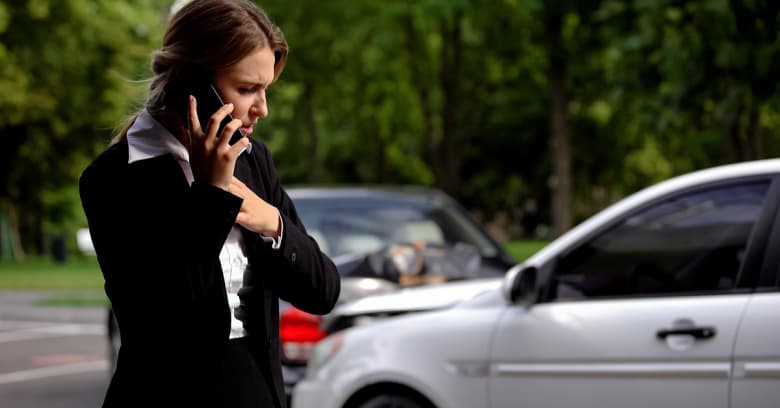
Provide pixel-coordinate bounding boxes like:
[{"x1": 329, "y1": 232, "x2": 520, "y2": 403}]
[{"x1": 112, "y1": 0, "x2": 288, "y2": 144}]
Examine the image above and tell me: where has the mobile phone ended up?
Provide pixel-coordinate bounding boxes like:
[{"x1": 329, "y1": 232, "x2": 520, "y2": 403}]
[{"x1": 190, "y1": 83, "x2": 244, "y2": 146}]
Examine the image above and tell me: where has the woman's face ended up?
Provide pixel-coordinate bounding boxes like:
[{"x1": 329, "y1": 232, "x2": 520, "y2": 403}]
[{"x1": 213, "y1": 46, "x2": 276, "y2": 137}]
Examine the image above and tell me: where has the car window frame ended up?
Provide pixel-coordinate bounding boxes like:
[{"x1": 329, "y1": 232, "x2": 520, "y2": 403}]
[
  {"x1": 749, "y1": 175, "x2": 780, "y2": 291},
  {"x1": 535, "y1": 174, "x2": 780, "y2": 304},
  {"x1": 734, "y1": 175, "x2": 780, "y2": 290}
]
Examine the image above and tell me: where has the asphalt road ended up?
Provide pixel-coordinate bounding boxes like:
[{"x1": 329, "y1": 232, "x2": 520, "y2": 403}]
[{"x1": 0, "y1": 291, "x2": 110, "y2": 408}]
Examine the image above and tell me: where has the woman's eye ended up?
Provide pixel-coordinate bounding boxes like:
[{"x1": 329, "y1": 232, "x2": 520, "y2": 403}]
[{"x1": 238, "y1": 88, "x2": 253, "y2": 95}]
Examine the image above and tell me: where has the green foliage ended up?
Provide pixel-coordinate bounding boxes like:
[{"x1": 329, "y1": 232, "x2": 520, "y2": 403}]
[
  {"x1": 0, "y1": 0, "x2": 166, "y2": 254},
  {"x1": 3, "y1": 0, "x2": 780, "y2": 254}
]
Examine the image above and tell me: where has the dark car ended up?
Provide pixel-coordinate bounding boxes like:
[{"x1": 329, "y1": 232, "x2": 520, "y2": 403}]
[{"x1": 103, "y1": 186, "x2": 515, "y2": 396}]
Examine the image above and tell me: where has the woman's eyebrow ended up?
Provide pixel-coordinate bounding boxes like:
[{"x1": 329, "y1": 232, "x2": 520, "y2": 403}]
[{"x1": 237, "y1": 79, "x2": 270, "y2": 88}]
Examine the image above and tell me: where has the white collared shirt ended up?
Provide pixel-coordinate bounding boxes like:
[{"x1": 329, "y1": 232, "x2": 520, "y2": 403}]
[{"x1": 127, "y1": 110, "x2": 281, "y2": 339}]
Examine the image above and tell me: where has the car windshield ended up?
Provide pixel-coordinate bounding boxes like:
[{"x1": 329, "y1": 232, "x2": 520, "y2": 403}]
[{"x1": 291, "y1": 193, "x2": 500, "y2": 260}]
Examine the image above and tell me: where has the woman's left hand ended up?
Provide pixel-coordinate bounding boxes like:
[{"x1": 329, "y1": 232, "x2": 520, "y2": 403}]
[{"x1": 228, "y1": 177, "x2": 280, "y2": 237}]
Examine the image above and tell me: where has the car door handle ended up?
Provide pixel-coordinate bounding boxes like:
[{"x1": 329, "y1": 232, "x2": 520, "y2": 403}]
[{"x1": 656, "y1": 327, "x2": 717, "y2": 340}]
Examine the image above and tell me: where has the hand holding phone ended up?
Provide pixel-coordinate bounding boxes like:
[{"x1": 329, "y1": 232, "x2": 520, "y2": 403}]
[
  {"x1": 186, "y1": 89, "x2": 248, "y2": 191},
  {"x1": 191, "y1": 83, "x2": 245, "y2": 146}
]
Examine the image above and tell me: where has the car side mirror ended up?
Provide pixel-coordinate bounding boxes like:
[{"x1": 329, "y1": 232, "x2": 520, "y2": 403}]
[{"x1": 502, "y1": 264, "x2": 538, "y2": 306}]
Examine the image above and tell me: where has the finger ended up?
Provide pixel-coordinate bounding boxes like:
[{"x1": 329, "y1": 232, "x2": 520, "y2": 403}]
[
  {"x1": 231, "y1": 177, "x2": 248, "y2": 190},
  {"x1": 205, "y1": 103, "x2": 235, "y2": 139},
  {"x1": 228, "y1": 178, "x2": 246, "y2": 198},
  {"x1": 229, "y1": 176, "x2": 254, "y2": 196},
  {"x1": 235, "y1": 211, "x2": 248, "y2": 226},
  {"x1": 217, "y1": 118, "x2": 243, "y2": 149},
  {"x1": 187, "y1": 95, "x2": 203, "y2": 137},
  {"x1": 227, "y1": 136, "x2": 251, "y2": 157},
  {"x1": 231, "y1": 177, "x2": 252, "y2": 196},
  {"x1": 227, "y1": 184, "x2": 243, "y2": 199}
]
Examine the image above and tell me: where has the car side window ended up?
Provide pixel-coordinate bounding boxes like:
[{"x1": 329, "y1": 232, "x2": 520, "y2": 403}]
[{"x1": 551, "y1": 181, "x2": 771, "y2": 300}]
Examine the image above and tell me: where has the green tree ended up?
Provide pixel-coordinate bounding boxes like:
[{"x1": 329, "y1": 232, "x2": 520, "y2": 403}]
[
  {"x1": 0, "y1": 0, "x2": 167, "y2": 258},
  {"x1": 599, "y1": 0, "x2": 780, "y2": 186}
]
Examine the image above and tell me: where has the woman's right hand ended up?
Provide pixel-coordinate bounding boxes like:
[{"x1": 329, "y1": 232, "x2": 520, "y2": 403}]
[{"x1": 187, "y1": 95, "x2": 250, "y2": 191}]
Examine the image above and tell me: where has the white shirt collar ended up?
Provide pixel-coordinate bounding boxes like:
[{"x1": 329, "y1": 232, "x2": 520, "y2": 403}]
[
  {"x1": 127, "y1": 109, "x2": 251, "y2": 164},
  {"x1": 127, "y1": 109, "x2": 190, "y2": 164}
]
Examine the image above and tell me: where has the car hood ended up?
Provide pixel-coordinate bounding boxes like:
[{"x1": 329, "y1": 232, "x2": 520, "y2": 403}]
[
  {"x1": 331, "y1": 277, "x2": 503, "y2": 317},
  {"x1": 331, "y1": 243, "x2": 508, "y2": 306}
]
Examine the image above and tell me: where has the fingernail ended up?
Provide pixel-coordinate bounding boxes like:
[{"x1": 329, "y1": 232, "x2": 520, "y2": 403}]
[{"x1": 189, "y1": 95, "x2": 194, "y2": 102}]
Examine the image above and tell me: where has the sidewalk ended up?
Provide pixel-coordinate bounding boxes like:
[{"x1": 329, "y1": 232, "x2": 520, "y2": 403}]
[{"x1": 0, "y1": 291, "x2": 105, "y2": 324}]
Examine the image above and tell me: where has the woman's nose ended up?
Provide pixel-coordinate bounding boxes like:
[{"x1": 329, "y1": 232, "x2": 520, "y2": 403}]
[{"x1": 251, "y1": 91, "x2": 268, "y2": 118}]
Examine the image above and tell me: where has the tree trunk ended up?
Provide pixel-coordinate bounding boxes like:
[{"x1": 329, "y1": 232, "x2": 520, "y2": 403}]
[
  {"x1": 549, "y1": 65, "x2": 572, "y2": 236},
  {"x1": 748, "y1": 105, "x2": 763, "y2": 160},
  {"x1": 376, "y1": 138, "x2": 387, "y2": 183},
  {"x1": 721, "y1": 102, "x2": 742, "y2": 162},
  {"x1": 721, "y1": 103, "x2": 764, "y2": 162},
  {"x1": 402, "y1": 9, "x2": 464, "y2": 195},
  {"x1": 437, "y1": 11, "x2": 463, "y2": 195},
  {"x1": 0, "y1": 204, "x2": 25, "y2": 261},
  {"x1": 547, "y1": 6, "x2": 572, "y2": 236},
  {"x1": 10, "y1": 205, "x2": 24, "y2": 261},
  {"x1": 303, "y1": 81, "x2": 320, "y2": 182},
  {"x1": 402, "y1": 12, "x2": 436, "y2": 181}
]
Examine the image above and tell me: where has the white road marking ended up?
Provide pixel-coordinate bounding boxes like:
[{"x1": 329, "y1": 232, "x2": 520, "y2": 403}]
[
  {"x1": 0, "y1": 360, "x2": 108, "y2": 385},
  {"x1": 0, "y1": 320, "x2": 105, "y2": 344},
  {"x1": 0, "y1": 321, "x2": 51, "y2": 330},
  {"x1": 0, "y1": 330, "x2": 66, "y2": 344}
]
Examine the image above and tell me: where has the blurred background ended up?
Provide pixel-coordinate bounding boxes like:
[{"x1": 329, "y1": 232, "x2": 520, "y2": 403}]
[
  {"x1": 3, "y1": 0, "x2": 780, "y2": 263},
  {"x1": 0, "y1": 0, "x2": 779, "y2": 405}
]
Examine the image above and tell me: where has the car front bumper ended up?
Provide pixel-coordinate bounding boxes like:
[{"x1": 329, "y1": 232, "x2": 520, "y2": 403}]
[{"x1": 291, "y1": 378, "x2": 341, "y2": 408}]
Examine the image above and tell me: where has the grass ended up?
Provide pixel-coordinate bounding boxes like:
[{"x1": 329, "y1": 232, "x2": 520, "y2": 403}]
[
  {"x1": 0, "y1": 256, "x2": 103, "y2": 290},
  {"x1": 36, "y1": 296, "x2": 109, "y2": 307},
  {"x1": 505, "y1": 239, "x2": 549, "y2": 263},
  {"x1": 0, "y1": 256, "x2": 105, "y2": 307}
]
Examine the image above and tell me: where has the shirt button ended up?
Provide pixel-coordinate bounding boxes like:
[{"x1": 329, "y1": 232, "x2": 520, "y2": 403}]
[{"x1": 291, "y1": 252, "x2": 297, "y2": 263}]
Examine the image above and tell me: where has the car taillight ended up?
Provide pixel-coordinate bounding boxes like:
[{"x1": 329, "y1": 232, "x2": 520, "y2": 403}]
[{"x1": 280, "y1": 307, "x2": 327, "y2": 363}]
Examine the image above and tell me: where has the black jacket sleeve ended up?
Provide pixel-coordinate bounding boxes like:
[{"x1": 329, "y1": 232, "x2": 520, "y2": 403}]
[{"x1": 244, "y1": 141, "x2": 340, "y2": 315}]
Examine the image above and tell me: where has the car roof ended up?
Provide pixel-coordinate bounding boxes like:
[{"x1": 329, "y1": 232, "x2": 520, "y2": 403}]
[{"x1": 526, "y1": 158, "x2": 780, "y2": 266}]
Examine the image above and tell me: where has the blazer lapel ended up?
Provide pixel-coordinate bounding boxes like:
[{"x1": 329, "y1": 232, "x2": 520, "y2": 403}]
[
  {"x1": 234, "y1": 150, "x2": 285, "y2": 406},
  {"x1": 233, "y1": 150, "x2": 268, "y2": 194}
]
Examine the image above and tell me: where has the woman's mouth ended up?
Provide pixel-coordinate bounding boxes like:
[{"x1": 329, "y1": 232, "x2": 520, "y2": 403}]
[{"x1": 239, "y1": 124, "x2": 254, "y2": 136}]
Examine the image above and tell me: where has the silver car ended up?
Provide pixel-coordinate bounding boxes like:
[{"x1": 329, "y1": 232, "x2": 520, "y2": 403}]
[{"x1": 294, "y1": 159, "x2": 780, "y2": 408}]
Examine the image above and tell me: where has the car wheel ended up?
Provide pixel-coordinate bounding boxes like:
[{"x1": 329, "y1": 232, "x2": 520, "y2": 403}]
[{"x1": 358, "y1": 394, "x2": 428, "y2": 408}]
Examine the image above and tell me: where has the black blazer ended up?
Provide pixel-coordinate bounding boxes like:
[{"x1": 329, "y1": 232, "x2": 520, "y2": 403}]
[{"x1": 79, "y1": 138, "x2": 340, "y2": 407}]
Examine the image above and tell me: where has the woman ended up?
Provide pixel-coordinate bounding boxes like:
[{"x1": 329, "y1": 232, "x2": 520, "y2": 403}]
[{"x1": 79, "y1": 1, "x2": 340, "y2": 407}]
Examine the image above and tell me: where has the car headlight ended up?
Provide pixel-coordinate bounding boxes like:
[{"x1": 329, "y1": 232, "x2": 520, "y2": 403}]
[{"x1": 305, "y1": 332, "x2": 344, "y2": 379}]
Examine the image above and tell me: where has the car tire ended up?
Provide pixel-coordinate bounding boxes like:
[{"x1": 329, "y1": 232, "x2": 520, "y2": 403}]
[{"x1": 358, "y1": 394, "x2": 428, "y2": 408}]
